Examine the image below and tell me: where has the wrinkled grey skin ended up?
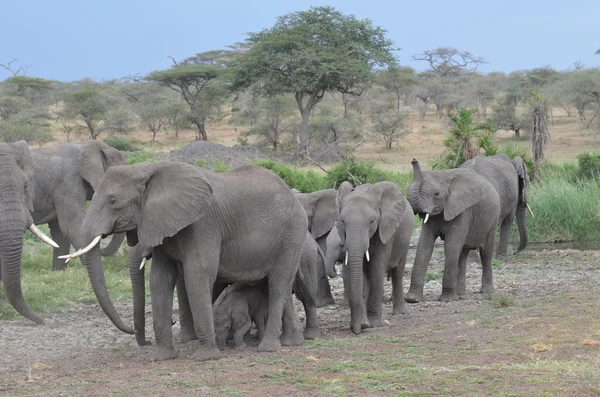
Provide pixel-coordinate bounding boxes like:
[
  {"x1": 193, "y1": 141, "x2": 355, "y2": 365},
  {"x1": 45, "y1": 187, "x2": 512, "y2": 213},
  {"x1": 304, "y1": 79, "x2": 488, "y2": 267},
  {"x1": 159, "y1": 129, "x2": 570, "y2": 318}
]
[
  {"x1": 334, "y1": 181, "x2": 415, "y2": 334},
  {"x1": 0, "y1": 141, "x2": 42, "y2": 324},
  {"x1": 292, "y1": 188, "x2": 337, "y2": 307},
  {"x1": 213, "y1": 282, "x2": 269, "y2": 350},
  {"x1": 405, "y1": 159, "x2": 501, "y2": 303},
  {"x1": 31, "y1": 141, "x2": 126, "y2": 271},
  {"x1": 460, "y1": 154, "x2": 529, "y2": 258},
  {"x1": 77, "y1": 162, "x2": 307, "y2": 362}
]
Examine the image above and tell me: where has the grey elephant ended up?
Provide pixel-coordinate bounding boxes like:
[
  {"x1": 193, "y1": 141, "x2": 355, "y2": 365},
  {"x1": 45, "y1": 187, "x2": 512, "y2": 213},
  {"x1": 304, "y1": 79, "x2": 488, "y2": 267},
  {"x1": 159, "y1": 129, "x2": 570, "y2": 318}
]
[
  {"x1": 31, "y1": 141, "x2": 127, "y2": 271},
  {"x1": 0, "y1": 141, "x2": 61, "y2": 324},
  {"x1": 292, "y1": 188, "x2": 337, "y2": 307},
  {"x1": 460, "y1": 154, "x2": 529, "y2": 258},
  {"x1": 405, "y1": 159, "x2": 500, "y2": 303},
  {"x1": 334, "y1": 181, "x2": 414, "y2": 334},
  {"x1": 61, "y1": 162, "x2": 308, "y2": 362},
  {"x1": 213, "y1": 282, "x2": 269, "y2": 350}
]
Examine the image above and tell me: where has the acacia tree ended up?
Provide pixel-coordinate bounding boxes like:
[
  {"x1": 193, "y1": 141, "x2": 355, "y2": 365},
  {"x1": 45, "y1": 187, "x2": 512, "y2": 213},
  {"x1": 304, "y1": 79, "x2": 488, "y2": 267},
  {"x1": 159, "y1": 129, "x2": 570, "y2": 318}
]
[
  {"x1": 230, "y1": 6, "x2": 396, "y2": 160},
  {"x1": 62, "y1": 87, "x2": 109, "y2": 140},
  {"x1": 146, "y1": 52, "x2": 228, "y2": 140},
  {"x1": 377, "y1": 66, "x2": 417, "y2": 113}
]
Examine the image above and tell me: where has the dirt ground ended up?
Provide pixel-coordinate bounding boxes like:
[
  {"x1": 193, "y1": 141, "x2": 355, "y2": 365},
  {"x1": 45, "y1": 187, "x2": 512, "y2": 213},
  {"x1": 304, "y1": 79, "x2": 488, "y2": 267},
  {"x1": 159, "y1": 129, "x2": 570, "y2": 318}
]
[{"x1": 1, "y1": 248, "x2": 600, "y2": 397}]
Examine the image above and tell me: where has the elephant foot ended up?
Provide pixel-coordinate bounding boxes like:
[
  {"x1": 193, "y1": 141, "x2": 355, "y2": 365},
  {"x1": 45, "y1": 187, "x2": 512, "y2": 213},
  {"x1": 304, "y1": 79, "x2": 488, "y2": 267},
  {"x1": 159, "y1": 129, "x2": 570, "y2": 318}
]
[
  {"x1": 325, "y1": 294, "x2": 336, "y2": 305},
  {"x1": 191, "y1": 346, "x2": 222, "y2": 362},
  {"x1": 177, "y1": 329, "x2": 198, "y2": 344},
  {"x1": 150, "y1": 345, "x2": 179, "y2": 362},
  {"x1": 281, "y1": 330, "x2": 304, "y2": 346},
  {"x1": 368, "y1": 316, "x2": 384, "y2": 328},
  {"x1": 404, "y1": 289, "x2": 423, "y2": 303},
  {"x1": 351, "y1": 322, "x2": 369, "y2": 335},
  {"x1": 438, "y1": 291, "x2": 459, "y2": 302},
  {"x1": 480, "y1": 284, "x2": 494, "y2": 294},
  {"x1": 303, "y1": 327, "x2": 321, "y2": 340},
  {"x1": 316, "y1": 297, "x2": 329, "y2": 308},
  {"x1": 257, "y1": 336, "x2": 282, "y2": 352},
  {"x1": 233, "y1": 342, "x2": 247, "y2": 350},
  {"x1": 135, "y1": 332, "x2": 152, "y2": 346}
]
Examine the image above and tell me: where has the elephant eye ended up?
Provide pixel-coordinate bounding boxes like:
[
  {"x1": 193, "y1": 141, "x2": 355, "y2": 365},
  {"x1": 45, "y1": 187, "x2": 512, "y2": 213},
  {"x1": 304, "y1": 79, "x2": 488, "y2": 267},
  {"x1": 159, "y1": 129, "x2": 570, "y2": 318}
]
[
  {"x1": 370, "y1": 218, "x2": 375, "y2": 224},
  {"x1": 108, "y1": 196, "x2": 117, "y2": 205},
  {"x1": 434, "y1": 191, "x2": 440, "y2": 197}
]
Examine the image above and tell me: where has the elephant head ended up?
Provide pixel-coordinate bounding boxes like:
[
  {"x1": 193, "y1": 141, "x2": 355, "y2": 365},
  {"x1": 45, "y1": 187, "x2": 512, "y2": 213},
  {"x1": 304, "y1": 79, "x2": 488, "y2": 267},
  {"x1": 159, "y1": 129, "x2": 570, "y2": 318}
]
[
  {"x1": 336, "y1": 181, "x2": 406, "y2": 334},
  {"x1": 0, "y1": 141, "x2": 59, "y2": 324},
  {"x1": 407, "y1": 159, "x2": 484, "y2": 222},
  {"x1": 293, "y1": 189, "x2": 337, "y2": 240},
  {"x1": 212, "y1": 287, "x2": 251, "y2": 350},
  {"x1": 60, "y1": 161, "x2": 213, "y2": 334}
]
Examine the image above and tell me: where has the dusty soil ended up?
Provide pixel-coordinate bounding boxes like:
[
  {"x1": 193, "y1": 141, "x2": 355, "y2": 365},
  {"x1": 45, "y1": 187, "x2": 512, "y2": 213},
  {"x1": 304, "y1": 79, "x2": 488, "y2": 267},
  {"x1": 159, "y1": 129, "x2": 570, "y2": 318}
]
[{"x1": 1, "y1": 249, "x2": 600, "y2": 396}]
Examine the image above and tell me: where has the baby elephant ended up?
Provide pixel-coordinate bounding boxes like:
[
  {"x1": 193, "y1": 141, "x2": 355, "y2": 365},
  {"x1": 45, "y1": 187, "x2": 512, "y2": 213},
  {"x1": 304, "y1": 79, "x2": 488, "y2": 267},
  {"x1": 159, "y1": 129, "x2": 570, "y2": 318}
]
[{"x1": 212, "y1": 283, "x2": 269, "y2": 350}]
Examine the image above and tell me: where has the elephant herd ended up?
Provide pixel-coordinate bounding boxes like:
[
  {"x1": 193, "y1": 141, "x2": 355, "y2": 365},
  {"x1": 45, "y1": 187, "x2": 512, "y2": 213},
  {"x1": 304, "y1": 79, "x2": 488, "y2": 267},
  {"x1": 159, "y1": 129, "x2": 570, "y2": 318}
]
[{"x1": 0, "y1": 139, "x2": 530, "y2": 363}]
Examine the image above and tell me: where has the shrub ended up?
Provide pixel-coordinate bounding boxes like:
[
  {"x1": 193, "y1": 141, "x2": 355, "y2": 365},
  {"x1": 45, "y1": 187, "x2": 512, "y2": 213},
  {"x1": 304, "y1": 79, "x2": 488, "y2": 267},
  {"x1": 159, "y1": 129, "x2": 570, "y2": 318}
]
[
  {"x1": 324, "y1": 158, "x2": 412, "y2": 193},
  {"x1": 252, "y1": 159, "x2": 327, "y2": 193},
  {"x1": 578, "y1": 152, "x2": 600, "y2": 179},
  {"x1": 126, "y1": 151, "x2": 156, "y2": 164},
  {"x1": 104, "y1": 137, "x2": 138, "y2": 152}
]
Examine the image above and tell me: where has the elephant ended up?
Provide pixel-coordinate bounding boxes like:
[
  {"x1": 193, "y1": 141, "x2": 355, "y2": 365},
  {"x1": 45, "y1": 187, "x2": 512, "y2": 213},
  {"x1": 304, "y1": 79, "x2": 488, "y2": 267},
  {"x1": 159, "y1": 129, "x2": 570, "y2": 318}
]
[
  {"x1": 61, "y1": 162, "x2": 308, "y2": 362},
  {"x1": 292, "y1": 188, "x2": 337, "y2": 307},
  {"x1": 334, "y1": 181, "x2": 415, "y2": 334},
  {"x1": 460, "y1": 154, "x2": 529, "y2": 258},
  {"x1": 0, "y1": 141, "x2": 60, "y2": 324},
  {"x1": 404, "y1": 159, "x2": 501, "y2": 303},
  {"x1": 213, "y1": 282, "x2": 269, "y2": 350},
  {"x1": 30, "y1": 141, "x2": 127, "y2": 271}
]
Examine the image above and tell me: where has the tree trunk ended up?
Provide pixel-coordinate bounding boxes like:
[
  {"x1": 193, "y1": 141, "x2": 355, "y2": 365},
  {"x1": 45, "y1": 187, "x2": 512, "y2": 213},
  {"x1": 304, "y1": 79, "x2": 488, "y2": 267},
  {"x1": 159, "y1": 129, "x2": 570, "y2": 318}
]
[
  {"x1": 297, "y1": 110, "x2": 310, "y2": 161},
  {"x1": 515, "y1": 128, "x2": 521, "y2": 139}
]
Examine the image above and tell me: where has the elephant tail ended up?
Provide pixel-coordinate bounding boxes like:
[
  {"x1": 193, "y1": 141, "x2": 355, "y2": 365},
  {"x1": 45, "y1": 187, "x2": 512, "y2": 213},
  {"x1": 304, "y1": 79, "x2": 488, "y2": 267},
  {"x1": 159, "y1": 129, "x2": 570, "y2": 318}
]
[
  {"x1": 293, "y1": 268, "x2": 316, "y2": 309},
  {"x1": 512, "y1": 156, "x2": 529, "y2": 253}
]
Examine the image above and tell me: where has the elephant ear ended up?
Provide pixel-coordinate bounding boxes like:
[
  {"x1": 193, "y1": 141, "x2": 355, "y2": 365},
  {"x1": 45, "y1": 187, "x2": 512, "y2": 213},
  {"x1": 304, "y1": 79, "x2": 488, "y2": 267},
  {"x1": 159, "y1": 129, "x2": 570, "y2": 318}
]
[
  {"x1": 370, "y1": 182, "x2": 405, "y2": 244},
  {"x1": 335, "y1": 182, "x2": 354, "y2": 245},
  {"x1": 138, "y1": 162, "x2": 213, "y2": 248},
  {"x1": 10, "y1": 140, "x2": 35, "y2": 212},
  {"x1": 512, "y1": 156, "x2": 529, "y2": 205},
  {"x1": 309, "y1": 190, "x2": 337, "y2": 239},
  {"x1": 444, "y1": 169, "x2": 484, "y2": 222},
  {"x1": 79, "y1": 140, "x2": 127, "y2": 190}
]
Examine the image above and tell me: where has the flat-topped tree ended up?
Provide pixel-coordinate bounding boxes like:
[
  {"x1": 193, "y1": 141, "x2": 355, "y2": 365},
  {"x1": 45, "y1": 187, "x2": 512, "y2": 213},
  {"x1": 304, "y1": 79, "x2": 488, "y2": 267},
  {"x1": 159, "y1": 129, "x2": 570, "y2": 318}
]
[
  {"x1": 230, "y1": 6, "x2": 397, "y2": 160},
  {"x1": 146, "y1": 52, "x2": 229, "y2": 141}
]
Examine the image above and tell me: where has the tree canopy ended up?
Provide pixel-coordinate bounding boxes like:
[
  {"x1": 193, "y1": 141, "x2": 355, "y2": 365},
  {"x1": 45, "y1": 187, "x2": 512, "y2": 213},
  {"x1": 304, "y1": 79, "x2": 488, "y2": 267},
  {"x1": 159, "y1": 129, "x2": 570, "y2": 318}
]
[{"x1": 230, "y1": 5, "x2": 397, "y2": 159}]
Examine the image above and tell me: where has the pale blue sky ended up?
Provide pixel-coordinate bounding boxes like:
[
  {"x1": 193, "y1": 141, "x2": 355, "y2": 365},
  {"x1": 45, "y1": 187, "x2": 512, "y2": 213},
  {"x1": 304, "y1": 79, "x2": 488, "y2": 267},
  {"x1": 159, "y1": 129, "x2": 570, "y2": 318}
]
[{"x1": 1, "y1": 0, "x2": 598, "y2": 81}]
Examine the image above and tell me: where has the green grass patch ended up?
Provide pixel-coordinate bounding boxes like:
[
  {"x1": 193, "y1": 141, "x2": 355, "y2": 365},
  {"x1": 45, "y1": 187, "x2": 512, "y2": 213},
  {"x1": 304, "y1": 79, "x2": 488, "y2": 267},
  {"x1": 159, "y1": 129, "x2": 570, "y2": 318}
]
[
  {"x1": 489, "y1": 293, "x2": 517, "y2": 309},
  {"x1": 0, "y1": 245, "x2": 148, "y2": 320},
  {"x1": 126, "y1": 150, "x2": 156, "y2": 164}
]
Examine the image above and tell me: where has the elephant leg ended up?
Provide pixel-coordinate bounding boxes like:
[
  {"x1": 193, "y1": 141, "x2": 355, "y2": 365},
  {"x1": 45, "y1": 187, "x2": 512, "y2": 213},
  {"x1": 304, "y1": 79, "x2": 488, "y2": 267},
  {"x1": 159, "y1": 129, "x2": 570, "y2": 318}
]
[
  {"x1": 280, "y1": 293, "x2": 304, "y2": 346},
  {"x1": 233, "y1": 318, "x2": 251, "y2": 349},
  {"x1": 496, "y1": 215, "x2": 514, "y2": 259},
  {"x1": 175, "y1": 270, "x2": 197, "y2": 343},
  {"x1": 439, "y1": 227, "x2": 469, "y2": 302},
  {"x1": 366, "y1": 252, "x2": 386, "y2": 328},
  {"x1": 391, "y1": 267, "x2": 407, "y2": 315},
  {"x1": 49, "y1": 220, "x2": 71, "y2": 271},
  {"x1": 456, "y1": 248, "x2": 471, "y2": 297},
  {"x1": 258, "y1": 254, "x2": 301, "y2": 353},
  {"x1": 149, "y1": 249, "x2": 179, "y2": 361},
  {"x1": 183, "y1": 259, "x2": 222, "y2": 362},
  {"x1": 316, "y1": 276, "x2": 335, "y2": 307},
  {"x1": 127, "y1": 244, "x2": 151, "y2": 346},
  {"x1": 479, "y1": 228, "x2": 496, "y2": 294},
  {"x1": 405, "y1": 226, "x2": 437, "y2": 303}
]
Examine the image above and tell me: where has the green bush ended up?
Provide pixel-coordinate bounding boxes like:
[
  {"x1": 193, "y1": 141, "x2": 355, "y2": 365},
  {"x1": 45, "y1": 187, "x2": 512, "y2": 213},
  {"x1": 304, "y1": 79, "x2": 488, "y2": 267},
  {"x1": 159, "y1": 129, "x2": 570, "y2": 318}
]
[
  {"x1": 126, "y1": 151, "x2": 156, "y2": 164},
  {"x1": 577, "y1": 152, "x2": 600, "y2": 179},
  {"x1": 103, "y1": 137, "x2": 139, "y2": 152},
  {"x1": 252, "y1": 159, "x2": 327, "y2": 193},
  {"x1": 324, "y1": 158, "x2": 412, "y2": 193}
]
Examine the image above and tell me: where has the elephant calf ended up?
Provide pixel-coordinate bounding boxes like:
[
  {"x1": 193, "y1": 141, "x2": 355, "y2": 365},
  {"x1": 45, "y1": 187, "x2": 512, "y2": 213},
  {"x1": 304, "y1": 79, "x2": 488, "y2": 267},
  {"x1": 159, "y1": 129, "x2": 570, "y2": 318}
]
[{"x1": 212, "y1": 283, "x2": 269, "y2": 350}]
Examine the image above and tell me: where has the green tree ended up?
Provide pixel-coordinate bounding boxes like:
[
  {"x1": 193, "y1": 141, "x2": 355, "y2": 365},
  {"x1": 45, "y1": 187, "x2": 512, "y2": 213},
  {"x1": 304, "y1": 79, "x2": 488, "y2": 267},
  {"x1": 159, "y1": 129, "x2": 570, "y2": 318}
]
[
  {"x1": 524, "y1": 89, "x2": 550, "y2": 182},
  {"x1": 230, "y1": 6, "x2": 396, "y2": 160},
  {"x1": 377, "y1": 66, "x2": 417, "y2": 113},
  {"x1": 242, "y1": 95, "x2": 296, "y2": 150},
  {"x1": 146, "y1": 52, "x2": 229, "y2": 140},
  {"x1": 63, "y1": 87, "x2": 109, "y2": 140}
]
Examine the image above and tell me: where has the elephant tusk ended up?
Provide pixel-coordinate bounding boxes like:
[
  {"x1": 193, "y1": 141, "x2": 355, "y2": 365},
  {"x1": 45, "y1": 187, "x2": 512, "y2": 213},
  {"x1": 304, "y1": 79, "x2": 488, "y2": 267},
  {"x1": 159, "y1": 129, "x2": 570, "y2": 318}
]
[
  {"x1": 57, "y1": 235, "x2": 102, "y2": 263},
  {"x1": 29, "y1": 224, "x2": 59, "y2": 248},
  {"x1": 526, "y1": 203, "x2": 534, "y2": 217},
  {"x1": 139, "y1": 258, "x2": 146, "y2": 270},
  {"x1": 344, "y1": 251, "x2": 348, "y2": 266},
  {"x1": 423, "y1": 213, "x2": 430, "y2": 224},
  {"x1": 365, "y1": 250, "x2": 370, "y2": 262}
]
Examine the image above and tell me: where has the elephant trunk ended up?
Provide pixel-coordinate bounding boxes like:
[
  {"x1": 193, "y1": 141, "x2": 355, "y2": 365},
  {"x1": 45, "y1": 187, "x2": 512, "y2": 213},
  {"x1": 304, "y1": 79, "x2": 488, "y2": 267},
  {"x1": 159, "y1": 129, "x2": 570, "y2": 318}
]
[
  {"x1": 0, "y1": 205, "x2": 43, "y2": 324},
  {"x1": 408, "y1": 159, "x2": 425, "y2": 214},
  {"x1": 323, "y1": 245, "x2": 339, "y2": 278},
  {"x1": 80, "y1": 241, "x2": 134, "y2": 334},
  {"x1": 346, "y1": 234, "x2": 369, "y2": 334},
  {"x1": 128, "y1": 244, "x2": 148, "y2": 346},
  {"x1": 515, "y1": 203, "x2": 528, "y2": 253},
  {"x1": 101, "y1": 232, "x2": 126, "y2": 256}
]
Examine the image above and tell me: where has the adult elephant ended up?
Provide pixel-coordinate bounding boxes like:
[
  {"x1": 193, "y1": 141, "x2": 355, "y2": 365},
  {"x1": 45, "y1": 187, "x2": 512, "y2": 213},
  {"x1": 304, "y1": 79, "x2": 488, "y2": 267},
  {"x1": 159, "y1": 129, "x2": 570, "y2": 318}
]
[
  {"x1": 292, "y1": 188, "x2": 337, "y2": 307},
  {"x1": 61, "y1": 162, "x2": 308, "y2": 362},
  {"x1": 334, "y1": 181, "x2": 414, "y2": 334},
  {"x1": 31, "y1": 141, "x2": 127, "y2": 271},
  {"x1": 460, "y1": 154, "x2": 529, "y2": 258},
  {"x1": 405, "y1": 159, "x2": 500, "y2": 303},
  {"x1": 0, "y1": 141, "x2": 60, "y2": 324}
]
